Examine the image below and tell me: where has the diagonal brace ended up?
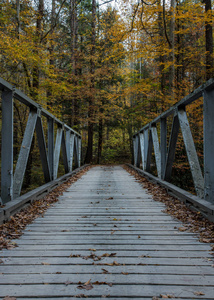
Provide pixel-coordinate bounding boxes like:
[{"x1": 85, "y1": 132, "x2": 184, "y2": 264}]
[
  {"x1": 178, "y1": 108, "x2": 204, "y2": 198},
  {"x1": 13, "y1": 110, "x2": 37, "y2": 198},
  {"x1": 35, "y1": 116, "x2": 51, "y2": 183}
]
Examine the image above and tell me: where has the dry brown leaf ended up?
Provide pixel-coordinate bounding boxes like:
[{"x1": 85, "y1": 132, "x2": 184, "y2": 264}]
[
  {"x1": 178, "y1": 227, "x2": 188, "y2": 232},
  {"x1": 102, "y1": 268, "x2": 110, "y2": 274},
  {"x1": 84, "y1": 279, "x2": 91, "y2": 285},
  {"x1": 102, "y1": 253, "x2": 116, "y2": 257},
  {"x1": 41, "y1": 262, "x2": 50, "y2": 265},
  {"x1": 3, "y1": 297, "x2": 16, "y2": 300},
  {"x1": 194, "y1": 291, "x2": 205, "y2": 296},
  {"x1": 77, "y1": 282, "x2": 93, "y2": 291},
  {"x1": 121, "y1": 272, "x2": 129, "y2": 275},
  {"x1": 160, "y1": 295, "x2": 174, "y2": 298},
  {"x1": 89, "y1": 248, "x2": 96, "y2": 251},
  {"x1": 69, "y1": 254, "x2": 81, "y2": 258}
]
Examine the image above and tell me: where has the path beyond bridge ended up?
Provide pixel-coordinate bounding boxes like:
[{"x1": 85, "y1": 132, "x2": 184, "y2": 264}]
[{"x1": 0, "y1": 166, "x2": 214, "y2": 299}]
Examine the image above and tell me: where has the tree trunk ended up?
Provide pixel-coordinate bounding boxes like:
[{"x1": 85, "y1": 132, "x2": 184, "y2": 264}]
[
  {"x1": 203, "y1": 0, "x2": 213, "y2": 80},
  {"x1": 32, "y1": 0, "x2": 44, "y2": 99},
  {"x1": 158, "y1": 1, "x2": 166, "y2": 111},
  {"x1": 85, "y1": 0, "x2": 96, "y2": 164},
  {"x1": 47, "y1": 0, "x2": 56, "y2": 111},
  {"x1": 169, "y1": 0, "x2": 176, "y2": 99},
  {"x1": 97, "y1": 116, "x2": 103, "y2": 164}
]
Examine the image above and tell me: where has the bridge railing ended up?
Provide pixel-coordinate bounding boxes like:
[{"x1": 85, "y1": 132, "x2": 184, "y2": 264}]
[
  {"x1": 132, "y1": 79, "x2": 214, "y2": 217},
  {"x1": 0, "y1": 77, "x2": 82, "y2": 205}
]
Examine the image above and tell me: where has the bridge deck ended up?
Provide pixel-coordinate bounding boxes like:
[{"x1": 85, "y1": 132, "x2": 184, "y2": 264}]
[{"x1": 0, "y1": 166, "x2": 214, "y2": 299}]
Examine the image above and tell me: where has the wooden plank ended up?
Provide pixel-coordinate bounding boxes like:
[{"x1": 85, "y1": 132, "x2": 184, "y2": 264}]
[
  {"x1": 0, "y1": 273, "x2": 213, "y2": 286},
  {"x1": 2, "y1": 257, "x2": 212, "y2": 266},
  {"x1": 1, "y1": 265, "x2": 214, "y2": 275},
  {"x1": 0, "y1": 284, "x2": 214, "y2": 298},
  {"x1": 2, "y1": 250, "x2": 211, "y2": 258},
  {"x1": 0, "y1": 165, "x2": 214, "y2": 300}
]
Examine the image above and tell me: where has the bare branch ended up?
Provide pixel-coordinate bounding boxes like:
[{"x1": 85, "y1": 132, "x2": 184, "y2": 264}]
[
  {"x1": 41, "y1": 0, "x2": 67, "y2": 42},
  {"x1": 162, "y1": 0, "x2": 172, "y2": 48},
  {"x1": 99, "y1": 0, "x2": 114, "y2": 6}
]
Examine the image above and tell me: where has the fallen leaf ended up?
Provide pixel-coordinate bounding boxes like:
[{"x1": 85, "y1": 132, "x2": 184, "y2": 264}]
[
  {"x1": 121, "y1": 272, "x2": 129, "y2": 275},
  {"x1": 56, "y1": 272, "x2": 62, "y2": 274},
  {"x1": 69, "y1": 254, "x2": 81, "y2": 258},
  {"x1": 84, "y1": 279, "x2": 91, "y2": 285},
  {"x1": 178, "y1": 227, "x2": 188, "y2": 232},
  {"x1": 160, "y1": 295, "x2": 174, "y2": 298},
  {"x1": 138, "y1": 235, "x2": 141, "y2": 238},
  {"x1": 194, "y1": 291, "x2": 205, "y2": 296},
  {"x1": 41, "y1": 262, "x2": 50, "y2": 265},
  {"x1": 105, "y1": 260, "x2": 120, "y2": 266},
  {"x1": 77, "y1": 279, "x2": 93, "y2": 291},
  {"x1": 89, "y1": 248, "x2": 96, "y2": 251},
  {"x1": 3, "y1": 297, "x2": 17, "y2": 300},
  {"x1": 102, "y1": 253, "x2": 117, "y2": 257},
  {"x1": 102, "y1": 268, "x2": 110, "y2": 274}
]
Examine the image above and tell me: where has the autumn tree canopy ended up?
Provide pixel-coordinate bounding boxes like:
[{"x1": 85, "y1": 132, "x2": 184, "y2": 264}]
[{"x1": 0, "y1": 0, "x2": 213, "y2": 174}]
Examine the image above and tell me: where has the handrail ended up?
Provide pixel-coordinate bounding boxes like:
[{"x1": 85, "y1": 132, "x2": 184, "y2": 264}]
[
  {"x1": 133, "y1": 78, "x2": 214, "y2": 206},
  {"x1": 0, "y1": 77, "x2": 82, "y2": 204}
]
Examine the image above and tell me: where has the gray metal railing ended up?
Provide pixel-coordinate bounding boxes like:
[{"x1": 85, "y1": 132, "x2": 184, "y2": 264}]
[
  {"x1": 0, "y1": 77, "x2": 82, "y2": 204},
  {"x1": 133, "y1": 78, "x2": 214, "y2": 205}
]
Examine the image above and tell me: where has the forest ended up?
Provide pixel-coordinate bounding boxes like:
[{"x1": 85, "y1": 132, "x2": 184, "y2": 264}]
[{"x1": 0, "y1": 0, "x2": 213, "y2": 194}]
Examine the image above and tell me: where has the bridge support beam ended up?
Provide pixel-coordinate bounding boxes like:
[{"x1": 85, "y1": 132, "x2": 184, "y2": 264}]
[
  {"x1": 1, "y1": 90, "x2": 13, "y2": 204},
  {"x1": 48, "y1": 119, "x2": 54, "y2": 180},
  {"x1": 203, "y1": 89, "x2": 214, "y2": 204},
  {"x1": 160, "y1": 118, "x2": 167, "y2": 180}
]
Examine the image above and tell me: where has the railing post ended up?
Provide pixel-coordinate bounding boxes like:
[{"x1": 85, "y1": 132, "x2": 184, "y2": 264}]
[
  {"x1": 146, "y1": 128, "x2": 153, "y2": 173},
  {"x1": 78, "y1": 137, "x2": 82, "y2": 167},
  {"x1": 54, "y1": 125, "x2": 62, "y2": 179},
  {"x1": 139, "y1": 133, "x2": 144, "y2": 169},
  {"x1": 143, "y1": 129, "x2": 148, "y2": 170},
  {"x1": 48, "y1": 118, "x2": 54, "y2": 180},
  {"x1": 160, "y1": 118, "x2": 167, "y2": 180},
  {"x1": 136, "y1": 134, "x2": 141, "y2": 168},
  {"x1": 203, "y1": 88, "x2": 214, "y2": 204},
  {"x1": 133, "y1": 136, "x2": 136, "y2": 166},
  {"x1": 151, "y1": 124, "x2": 161, "y2": 178},
  {"x1": 1, "y1": 89, "x2": 13, "y2": 203}
]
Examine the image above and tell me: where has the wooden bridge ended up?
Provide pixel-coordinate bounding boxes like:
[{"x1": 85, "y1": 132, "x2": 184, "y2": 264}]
[{"x1": 0, "y1": 78, "x2": 214, "y2": 299}]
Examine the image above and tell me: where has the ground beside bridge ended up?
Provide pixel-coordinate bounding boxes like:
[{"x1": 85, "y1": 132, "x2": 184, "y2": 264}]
[{"x1": 0, "y1": 165, "x2": 214, "y2": 299}]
